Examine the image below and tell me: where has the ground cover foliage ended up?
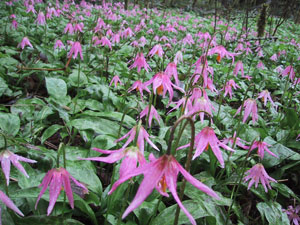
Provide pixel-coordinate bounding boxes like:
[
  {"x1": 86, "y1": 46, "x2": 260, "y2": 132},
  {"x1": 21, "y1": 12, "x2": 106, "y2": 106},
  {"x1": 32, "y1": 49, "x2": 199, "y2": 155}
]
[{"x1": 0, "y1": 0, "x2": 300, "y2": 224}]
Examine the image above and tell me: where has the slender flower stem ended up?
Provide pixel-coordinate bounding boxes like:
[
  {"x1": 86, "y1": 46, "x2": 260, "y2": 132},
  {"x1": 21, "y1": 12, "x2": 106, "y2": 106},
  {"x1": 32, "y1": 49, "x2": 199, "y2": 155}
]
[
  {"x1": 172, "y1": 117, "x2": 195, "y2": 225},
  {"x1": 73, "y1": 61, "x2": 81, "y2": 114},
  {"x1": 117, "y1": 107, "x2": 139, "y2": 139},
  {"x1": 145, "y1": 91, "x2": 154, "y2": 130}
]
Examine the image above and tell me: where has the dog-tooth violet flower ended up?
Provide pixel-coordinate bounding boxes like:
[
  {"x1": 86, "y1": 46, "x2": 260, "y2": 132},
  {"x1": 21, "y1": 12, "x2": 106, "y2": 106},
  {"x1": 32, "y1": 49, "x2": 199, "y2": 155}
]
[
  {"x1": 249, "y1": 140, "x2": 278, "y2": 159},
  {"x1": 54, "y1": 40, "x2": 65, "y2": 50},
  {"x1": 128, "y1": 80, "x2": 150, "y2": 102},
  {"x1": 257, "y1": 90, "x2": 275, "y2": 107},
  {"x1": 18, "y1": 37, "x2": 33, "y2": 49},
  {"x1": 0, "y1": 190, "x2": 24, "y2": 222},
  {"x1": 139, "y1": 105, "x2": 161, "y2": 127},
  {"x1": 148, "y1": 44, "x2": 164, "y2": 58},
  {"x1": 129, "y1": 52, "x2": 151, "y2": 73},
  {"x1": 224, "y1": 79, "x2": 240, "y2": 99},
  {"x1": 235, "y1": 98, "x2": 258, "y2": 125},
  {"x1": 109, "y1": 75, "x2": 123, "y2": 88},
  {"x1": 79, "y1": 146, "x2": 146, "y2": 180},
  {"x1": 35, "y1": 167, "x2": 88, "y2": 216},
  {"x1": 109, "y1": 154, "x2": 219, "y2": 225},
  {"x1": 178, "y1": 127, "x2": 234, "y2": 168},
  {"x1": 283, "y1": 205, "x2": 300, "y2": 225},
  {"x1": 244, "y1": 163, "x2": 277, "y2": 192},
  {"x1": 0, "y1": 150, "x2": 36, "y2": 185},
  {"x1": 68, "y1": 41, "x2": 83, "y2": 60},
  {"x1": 115, "y1": 125, "x2": 159, "y2": 153}
]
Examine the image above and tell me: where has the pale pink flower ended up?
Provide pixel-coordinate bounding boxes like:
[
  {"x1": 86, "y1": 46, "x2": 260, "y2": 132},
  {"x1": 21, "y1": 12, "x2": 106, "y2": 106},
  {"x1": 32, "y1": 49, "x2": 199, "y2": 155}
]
[
  {"x1": 235, "y1": 98, "x2": 258, "y2": 124},
  {"x1": 174, "y1": 50, "x2": 183, "y2": 65},
  {"x1": 222, "y1": 132, "x2": 248, "y2": 149},
  {"x1": 257, "y1": 61, "x2": 265, "y2": 69},
  {"x1": 234, "y1": 43, "x2": 244, "y2": 52},
  {"x1": 35, "y1": 167, "x2": 88, "y2": 216},
  {"x1": 111, "y1": 33, "x2": 120, "y2": 44},
  {"x1": 0, "y1": 150, "x2": 36, "y2": 185},
  {"x1": 282, "y1": 65, "x2": 295, "y2": 81},
  {"x1": 140, "y1": 105, "x2": 161, "y2": 127},
  {"x1": 74, "y1": 22, "x2": 84, "y2": 33},
  {"x1": 36, "y1": 11, "x2": 46, "y2": 25},
  {"x1": 270, "y1": 53, "x2": 278, "y2": 61},
  {"x1": 0, "y1": 190, "x2": 24, "y2": 221},
  {"x1": 244, "y1": 163, "x2": 277, "y2": 192},
  {"x1": 233, "y1": 61, "x2": 244, "y2": 77},
  {"x1": 94, "y1": 36, "x2": 112, "y2": 50},
  {"x1": 109, "y1": 154, "x2": 219, "y2": 225},
  {"x1": 80, "y1": 146, "x2": 145, "y2": 180},
  {"x1": 64, "y1": 23, "x2": 74, "y2": 34},
  {"x1": 208, "y1": 45, "x2": 236, "y2": 64},
  {"x1": 249, "y1": 141, "x2": 278, "y2": 159},
  {"x1": 18, "y1": 37, "x2": 33, "y2": 49},
  {"x1": 11, "y1": 20, "x2": 18, "y2": 29},
  {"x1": 122, "y1": 27, "x2": 134, "y2": 38},
  {"x1": 109, "y1": 75, "x2": 123, "y2": 88},
  {"x1": 115, "y1": 125, "x2": 159, "y2": 153},
  {"x1": 145, "y1": 72, "x2": 184, "y2": 103},
  {"x1": 68, "y1": 41, "x2": 83, "y2": 60},
  {"x1": 148, "y1": 44, "x2": 164, "y2": 58},
  {"x1": 26, "y1": 5, "x2": 36, "y2": 14},
  {"x1": 129, "y1": 52, "x2": 151, "y2": 73},
  {"x1": 182, "y1": 33, "x2": 195, "y2": 46},
  {"x1": 257, "y1": 90, "x2": 275, "y2": 107},
  {"x1": 54, "y1": 40, "x2": 65, "y2": 50},
  {"x1": 283, "y1": 205, "x2": 300, "y2": 225},
  {"x1": 224, "y1": 79, "x2": 240, "y2": 99},
  {"x1": 165, "y1": 62, "x2": 179, "y2": 86},
  {"x1": 128, "y1": 80, "x2": 150, "y2": 101}
]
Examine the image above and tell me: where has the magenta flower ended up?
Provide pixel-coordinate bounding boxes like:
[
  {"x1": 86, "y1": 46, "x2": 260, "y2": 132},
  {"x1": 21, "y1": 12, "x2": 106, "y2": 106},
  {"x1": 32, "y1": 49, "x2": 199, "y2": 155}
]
[
  {"x1": 148, "y1": 44, "x2": 164, "y2": 58},
  {"x1": 139, "y1": 105, "x2": 161, "y2": 127},
  {"x1": 109, "y1": 154, "x2": 219, "y2": 225},
  {"x1": 249, "y1": 141, "x2": 278, "y2": 159},
  {"x1": 54, "y1": 40, "x2": 65, "y2": 50},
  {"x1": 283, "y1": 205, "x2": 300, "y2": 225},
  {"x1": 282, "y1": 65, "x2": 295, "y2": 81},
  {"x1": 26, "y1": 5, "x2": 36, "y2": 14},
  {"x1": 233, "y1": 61, "x2": 244, "y2": 77},
  {"x1": 109, "y1": 75, "x2": 123, "y2": 88},
  {"x1": 74, "y1": 22, "x2": 84, "y2": 33},
  {"x1": 270, "y1": 54, "x2": 278, "y2": 61},
  {"x1": 0, "y1": 150, "x2": 36, "y2": 185},
  {"x1": 244, "y1": 163, "x2": 277, "y2": 192},
  {"x1": 11, "y1": 20, "x2": 18, "y2": 29},
  {"x1": 222, "y1": 132, "x2": 248, "y2": 149},
  {"x1": 68, "y1": 41, "x2": 83, "y2": 60},
  {"x1": 80, "y1": 146, "x2": 145, "y2": 180},
  {"x1": 235, "y1": 98, "x2": 258, "y2": 124},
  {"x1": 35, "y1": 167, "x2": 88, "y2": 216},
  {"x1": 94, "y1": 36, "x2": 112, "y2": 50},
  {"x1": 208, "y1": 45, "x2": 236, "y2": 64},
  {"x1": 64, "y1": 23, "x2": 74, "y2": 34},
  {"x1": 128, "y1": 80, "x2": 150, "y2": 101},
  {"x1": 165, "y1": 62, "x2": 180, "y2": 86},
  {"x1": 0, "y1": 190, "x2": 24, "y2": 220},
  {"x1": 257, "y1": 61, "x2": 265, "y2": 69},
  {"x1": 257, "y1": 90, "x2": 275, "y2": 107},
  {"x1": 178, "y1": 127, "x2": 234, "y2": 168},
  {"x1": 36, "y1": 11, "x2": 46, "y2": 25},
  {"x1": 145, "y1": 72, "x2": 184, "y2": 103},
  {"x1": 224, "y1": 79, "x2": 240, "y2": 99},
  {"x1": 18, "y1": 37, "x2": 33, "y2": 49},
  {"x1": 129, "y1": 53, "x2": 151, "y2": 73},
  {"x1": 116, "y1": 125, "x2": 159, "y2": 153}
]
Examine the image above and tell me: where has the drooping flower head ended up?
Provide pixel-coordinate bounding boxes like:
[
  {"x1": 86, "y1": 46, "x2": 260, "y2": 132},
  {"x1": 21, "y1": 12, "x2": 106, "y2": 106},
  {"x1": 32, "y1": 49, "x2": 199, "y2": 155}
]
[
  {"x1": 36, "y1": 11, "x2": 46, "y2": 25},
  {"x1": 0, "y1": 150, "x2": 36, "y2": 185},
  {"x1": 18, "y1": 37, "x2": 33, "y2": 49},
  {"x1": 35, "y1": 167, "x2": 88, "y2": 216},
  {"x1": 109, "y1": 75, "x2": 123, "y2": 88},
  {"x1": 139, "y1": 105, "x2": 161, "y2": 128},
  {"x1": 235, "y1": 98, "x2": 258, "y2": 125},
  {"x1": 224, "y1": 79, "x2": 240, "y2": 99},
  {"x1": 283, "y1": 205, "x2": 300, "y2": 225},
  {"x1": 109, "y1": 154, "x2": 219, "y2": 225},
  {"x1": 208, "y1": 45, "x2": 236, "y2": 64},
  {"x1": 244, "y1": 163, "x2": 277, "y2": 192},
  {"x1": 233, "y1": 61, "x2": 244, "y2": 77},
  {"x1": 54, "y1": 40, "x2": 65, "y2": 50},
  {"x1": 165, "y1": 62, "x2": 180, "y2": 86},
  {"x1": 148, "y1": 44, "x2": 164, "y2": 58},
  {"x1": 222, "y1": 132, "x2": 249, "y2": 149},
  {"x1": 257, "y1": 90, "x2": 275, "y2": 108},
  {"x1": 128, "y1": 80, "x2": 150, "y2": 102},
  {"x1": 0, "y1": 190, "x2": 24, "y2": 221},
  {"x1": 68, "y1": 41, "x2": 83, "y2": 60},
  {"x1": 129, "y1": 52, "x2": 151, "y2": 73},
  {"x1": 249, "y1": 140, "x2": 278, "y2": 159}
]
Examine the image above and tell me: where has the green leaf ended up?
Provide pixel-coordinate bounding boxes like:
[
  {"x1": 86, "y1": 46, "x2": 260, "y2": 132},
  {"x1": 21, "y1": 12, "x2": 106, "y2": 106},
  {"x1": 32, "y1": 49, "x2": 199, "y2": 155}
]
[
  {"x1": 257, "y1": 202, "x2": 289, "y2": 225},
  {"x1": 68, "y1": 69, "x2": 88, "y2": 87},
  {"x1": 14, "y1": 215, "x2": 85, "y2": 225},
  {"x1": 0, "y1": 76, "x2": 8, "y2": 97},
  {"x1": 74, "y1": 197, "x2": 98, "y2": 225},
  {"x1": 41, "y1": 124, "x2": 63, "y2": 144},
  {"x1": 46, "y1": 77, "x2": 67, "y2": 100},
  {"x1": 0, "y1": 112, "x2": 20, "y2": 136}
]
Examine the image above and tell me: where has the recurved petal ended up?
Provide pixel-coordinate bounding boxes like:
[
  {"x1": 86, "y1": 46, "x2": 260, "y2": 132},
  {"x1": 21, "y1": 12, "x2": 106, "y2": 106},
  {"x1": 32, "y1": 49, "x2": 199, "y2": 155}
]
[
  {"x1": 47, "y1": 172, "x2": 63, "y2": 215},
  {"x1": 0, "y1": 190, "x2": 24, "y2": 216},
  {"x1": 35, "y1": 169, "x2": 54, "y2": 209},
  {"x1": 11, "y1": 158, "x2": 30, "y2": 178},
  {"x1": 1, "y1": 157, "x2": 11, "y2": 186},
  {"x1": 62, "y1": 171, "x2": 74, "y2": 208},
  {"x1": 78, "y1": 150, "x2": 124, "y2": 163}
]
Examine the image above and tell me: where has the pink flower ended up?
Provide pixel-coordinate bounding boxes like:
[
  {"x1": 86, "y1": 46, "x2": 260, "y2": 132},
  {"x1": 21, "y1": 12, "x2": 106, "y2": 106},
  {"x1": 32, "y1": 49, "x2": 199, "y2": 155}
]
[
  {"x1": 282, "y1": 65, "x2": 295, "y2": 81},
  {"x1": 283, "y1": 205, "x2": 300, "y2": 225},
  {"x1": 174, "y1": 51, "x2": 183, "y2": 65},
  {"x1": 18, "y1": 37, "x2": 33, "y2": 49},
  {"x1": 224, "y1": 79, "x2": 240, "y2": 99},
  {"x1": 54, "y1": 40, "x2": 65, "y2": 50},
  {"x1": 0, "y1": 190, "x2": 24, "y2": 220},
  {"x1": 165, "y1": 62, "x2": 180, "y2": 86},
  {"x1": 244, "y1": 163, "x2": 277, "y2": 192},
  {"x1": 98, "y1": 36, "x2": 112, "y2": 50},
  {"x1": 257, "y1": 61, "x2": 265, "y2": 69},
  {"x1": 148, "y1": 44, "x2": 164, "y2": 58},
  {"x1": 178, "y1": 127, "x2": 234, "y2": 168},
  {"x1": 129, "y1": 53, "x2": 151, "y2": 73},
  {"x1": 116, "y1": 125, "x2": 159, "y2": 153},
  {"x1": 233, "y1": 61, "x2": 244, "y2": 77},
  {"x1": 270, "y1": 53, "x2": 278, "y2": 61},
  {"x1": 208, "y1": 45, "x2": 236, "y2": 64},
  {"x1": 109, "y1": 154, "x2": 219, "y2": 225},
  {"x1": 182, "y1": 33, "x2": 195, "y2": 46},
  {"x1": 257, "y1": 90, "x2": 275, "y2": 107},
  {"x1": 235, "y1": 98, "x2": 258, "y2": 124},
  {"x1": 26, "y1": 5, "x2": 36, "y2": 14},
  {"x1": 36, "y1": 11, "x2": 46, "y2": 25},
  {"x1": 74, "y1": 22, "x2": 84, "y2": 33},
  {"x1": 249, "y1": 141, "x2": 278, "y2": 159},
  {"x1": 139, "y1": 105, "x2": 161, "y2": 127},
  {"x1": 222, "y1": 132, "x2": 248, "y2": 149},
  {"x1": 109, "y1": 75, "x2": 123, "y2": 88},
  {"x1": 0, "y1": 150, "x2": 36, "y2": 185},
  {"x1": 11, "y1": 20, "x2": 18, "y2": 29},
  {"x1": 35, "y1": 167, "x2": 88, "y2": 216},
  {"x1": 111, "y1": 33, "x2": 120, "y2": 44},
  {"x1": 128, "y1": 80, "x2": 150, "y2": 101},
  {"x1": 64, "y1": 23, "x2": 74, "y2": 34},
  {"x1": 68, "y1": 41, "x2": 83, "y2": 60},
  {"x1": 145, "y1": 72, "x2": 184, "y2": 103}
]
